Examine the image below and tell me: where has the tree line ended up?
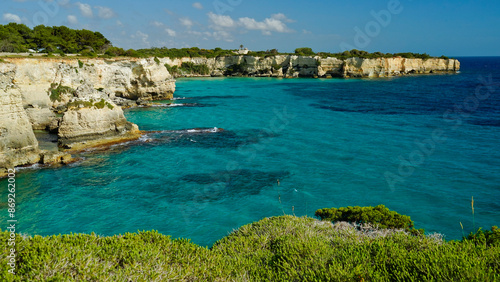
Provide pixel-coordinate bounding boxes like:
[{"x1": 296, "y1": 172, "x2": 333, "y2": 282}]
[
  {"x1": 0, "y1": 23, "x2": 448, "y2": 60},
  {"x1": 0, "y1": 23, "x2": 110, "y2": 54}
]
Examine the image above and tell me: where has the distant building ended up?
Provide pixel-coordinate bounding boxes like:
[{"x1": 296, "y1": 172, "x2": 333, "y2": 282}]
[{"x1": 233, "y1": 48, "x2": 249, "y2": 55}]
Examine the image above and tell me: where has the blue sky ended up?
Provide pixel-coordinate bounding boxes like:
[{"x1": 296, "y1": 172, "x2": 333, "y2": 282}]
[{"x1": 2, "y1": 0, "x2": 499, "y2": 56}]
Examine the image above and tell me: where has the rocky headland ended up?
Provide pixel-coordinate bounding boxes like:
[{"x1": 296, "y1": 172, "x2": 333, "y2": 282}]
[
  {"x1": 0, "y1": 57, "x2": 176, "y2": 177},
  {"x1": 163, "y1": 55, "x2": 460, "y2": 78},
  {"x1": 0, "y1": 55, "x2": 460, "y2": 177}
]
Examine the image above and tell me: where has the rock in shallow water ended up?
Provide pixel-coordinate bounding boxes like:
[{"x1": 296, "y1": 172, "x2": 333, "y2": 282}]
[{"x1": 58, "y1": 106, "x2": 140, "y2": 149}]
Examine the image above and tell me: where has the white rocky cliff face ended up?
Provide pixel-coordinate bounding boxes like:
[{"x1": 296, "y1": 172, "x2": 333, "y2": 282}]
[
  {"x1": 0, "y1": 58, "x2": 176, "y2": 176},
  {"x1": 0, "y1": 63, "x2": 40, "y2": 176},
  {"x1": 0, "y1": 55, "x2": 460, "y2": 176},
  {"x1": 164, "y1": 56, "x2": 460, "y2": 78}
]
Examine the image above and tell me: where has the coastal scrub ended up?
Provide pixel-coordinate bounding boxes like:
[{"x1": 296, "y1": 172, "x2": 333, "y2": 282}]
[{"x1": 1, "y1": 214, "x2": 498, "y2": 281}]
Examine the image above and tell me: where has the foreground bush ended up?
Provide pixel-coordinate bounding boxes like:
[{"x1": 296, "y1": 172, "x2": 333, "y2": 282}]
[
  {"x1": 466, "y1": 226, "x2": 500, "y2": 247},
  {"x1": 315, "y1": 204, "x2": 415, "y2": 230},
  {"x1": 1, "y1": 215, "x2": 499, "y2": 281}
]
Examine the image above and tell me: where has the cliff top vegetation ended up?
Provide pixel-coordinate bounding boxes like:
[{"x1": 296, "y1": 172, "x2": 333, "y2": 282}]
[
  {"x1": 1, "y1": 205, "x2": 498, "y2": 281},
  {"x1": 0, "y1": 24, "x2": 450, "y2": 60}
]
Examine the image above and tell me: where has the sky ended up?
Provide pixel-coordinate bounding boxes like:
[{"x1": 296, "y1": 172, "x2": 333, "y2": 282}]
[{"x1": 2, "y1": 0, "x2": 499, "y2": 56}]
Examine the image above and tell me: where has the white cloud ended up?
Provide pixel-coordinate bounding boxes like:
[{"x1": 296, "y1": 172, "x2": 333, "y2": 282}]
[
  {"x1": 2, "y1": 13, "x2": 22, "y2": 24},
  {"x1": 192, "y1": 2, "x2": 203, "y2": 9},
  {"x1": 271, "y1": 13, "x2": 295, "y2": 23},
  {"x1": 208, "y1": 12, "x2": 235, "y2": 29},
  {"x1": 67, "y1": 15, "x2": 78, "y2": 24},
  {"x1": 212, "y1": 30, "x2": 233, "y2": 42},
  {"x1": 151, "y1": 21, "x2": 164, "y2": 27},
  {"x1": 58, "y1": 0, "x2": 71, "y2": 7},
  {"x1": 95, "y1": 6, "x2": 115, "y2": 19},
  {"x1": 189, "y1": 30, "x2": 233, "y2": 42},
  {"x1": 116, "y1": 20, "x2": 123, "y2": 26},
  {"x1": 165, "y1": 28, "x2": 176, "y2": 37},
  {"x1": 76, "y1": 2, "x2": 93, "y2": 18},
  {"x1": 131, "y1": 31, "x2": 150, "y2": 47},
  {"x1": 179, "y1": 17, "x2": 194, "y2": 28},
  {"x1": 238, "y1": 16, "x2": 291, "y2": 35},
  {"x1": 205, "y1": 12, "x2": 293, "y2": 38}
]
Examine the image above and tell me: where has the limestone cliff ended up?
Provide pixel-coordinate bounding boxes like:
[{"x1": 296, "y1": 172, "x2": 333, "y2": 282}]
[
  {"x1": 0, "y1": 57, "x2": 174, "y2": 175},
  {"x1": 0, "y1": 63, "x2": 40, "y2": 176},
  {"x1": 8, "y1": 57, "x2": 175, "y2": 104},
  {"x1": 164, "y1": 56, "x2": 460, "y2": 78}
]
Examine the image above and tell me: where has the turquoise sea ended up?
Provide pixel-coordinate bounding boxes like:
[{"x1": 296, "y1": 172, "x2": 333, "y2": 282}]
[{"x1": 1, "y1": 57, "x2": 499, "y2": 246}]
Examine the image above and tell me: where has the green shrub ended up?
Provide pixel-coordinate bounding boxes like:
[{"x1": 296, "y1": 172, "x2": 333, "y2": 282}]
[
  {"x1": 67, "y1": 100, "x2": 93, "y2": 109},
  {"x1": 78, "y1": 59, "x2": 84, "y2": 68},
  {"x1": 271, "y1": 63, "x2": 282, "y2": 70},
  {"x1": 125, "y1": 49, "x2": 143, "y2": 57},
  {"x1": 464, "y1": 226, "x2": 500, "y2": 246},
  {"x1": 165, "y1": 63, "x2": 180, "y2": 75},
  {"x1": 66, "y1": 99, "x2": 114, "y2": 110},
  {"x1": 154, "y1": 57, "x2": 160, "y2": 65},
  {"x1": 294, "y1": 47, "x2": 316, "y2": 56},
  {"x1": 80, "y1": 49, "x2": 97, "y2": 57},
  {"x1": 98, "y1": 99, "x2": 112, "y2": 109},
  {"x1": 179, "y1": 62, "x2": 210, "y2": 75},
  {"x1": 0, "y1": 215, "x2": 498, "y2": 281},
  {"x1": 315, "y1": 205, "x2": 415, "y2": 230},
  {"x1": 49, "y1": 84, "x2": 75, "y2": 102},
  {"x1": 225, "y1": 62, "x2": 248, "y2": 75},
  {"x1": 104, "y1": 46, "x2": 126, "y2": 56}
]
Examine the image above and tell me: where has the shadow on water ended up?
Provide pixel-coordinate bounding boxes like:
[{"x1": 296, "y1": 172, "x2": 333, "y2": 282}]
[
  {"x1": 469, "y1": 119, "x2": 500, "y2": 127},
  {"x1": 179, "y1": 169, "x2": 291, "y2": 199},
  {"x1": 137, "y1": 102, "x2": 217, "y2": 108}
]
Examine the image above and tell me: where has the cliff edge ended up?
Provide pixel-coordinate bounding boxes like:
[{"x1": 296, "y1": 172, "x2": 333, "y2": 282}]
[
  {"x1": 0, "y1": 57, "x2": 175, "y2": 176},
  {"x1": 164, "y1": 55, "x2": 460, "y2": 78}
]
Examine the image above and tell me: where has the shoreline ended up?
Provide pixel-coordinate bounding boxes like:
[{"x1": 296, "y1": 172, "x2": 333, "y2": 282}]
[{"x1": 0, "y1": 55, "x2": 460, "y2": 175}]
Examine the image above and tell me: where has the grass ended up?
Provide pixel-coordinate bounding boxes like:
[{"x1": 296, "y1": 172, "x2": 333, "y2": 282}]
[{"x1": 1, "y1": 214, "x2": 498, "y2": 281}]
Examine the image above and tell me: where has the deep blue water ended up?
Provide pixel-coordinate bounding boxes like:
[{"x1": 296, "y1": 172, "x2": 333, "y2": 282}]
[{"x1": 1, "y1": 57, "x2": 499, "y2": 246}]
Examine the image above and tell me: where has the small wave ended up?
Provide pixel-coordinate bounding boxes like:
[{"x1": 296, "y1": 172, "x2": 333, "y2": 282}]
[
  {"x1": 185, "y1": 127, "x2": 221, "y2": 133},
  {"x1": 147, "y1": 103, "x2": 200, "y2": 108},
  {"x1": 151, "y1": 127, "x2": 223, "y2": 135},
  {"x1": 16, "y1": 163, "x2": 42, "y2": 171},
  {"x1": 138, "y1": 135, "x2": 154, "y2": 143}
]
